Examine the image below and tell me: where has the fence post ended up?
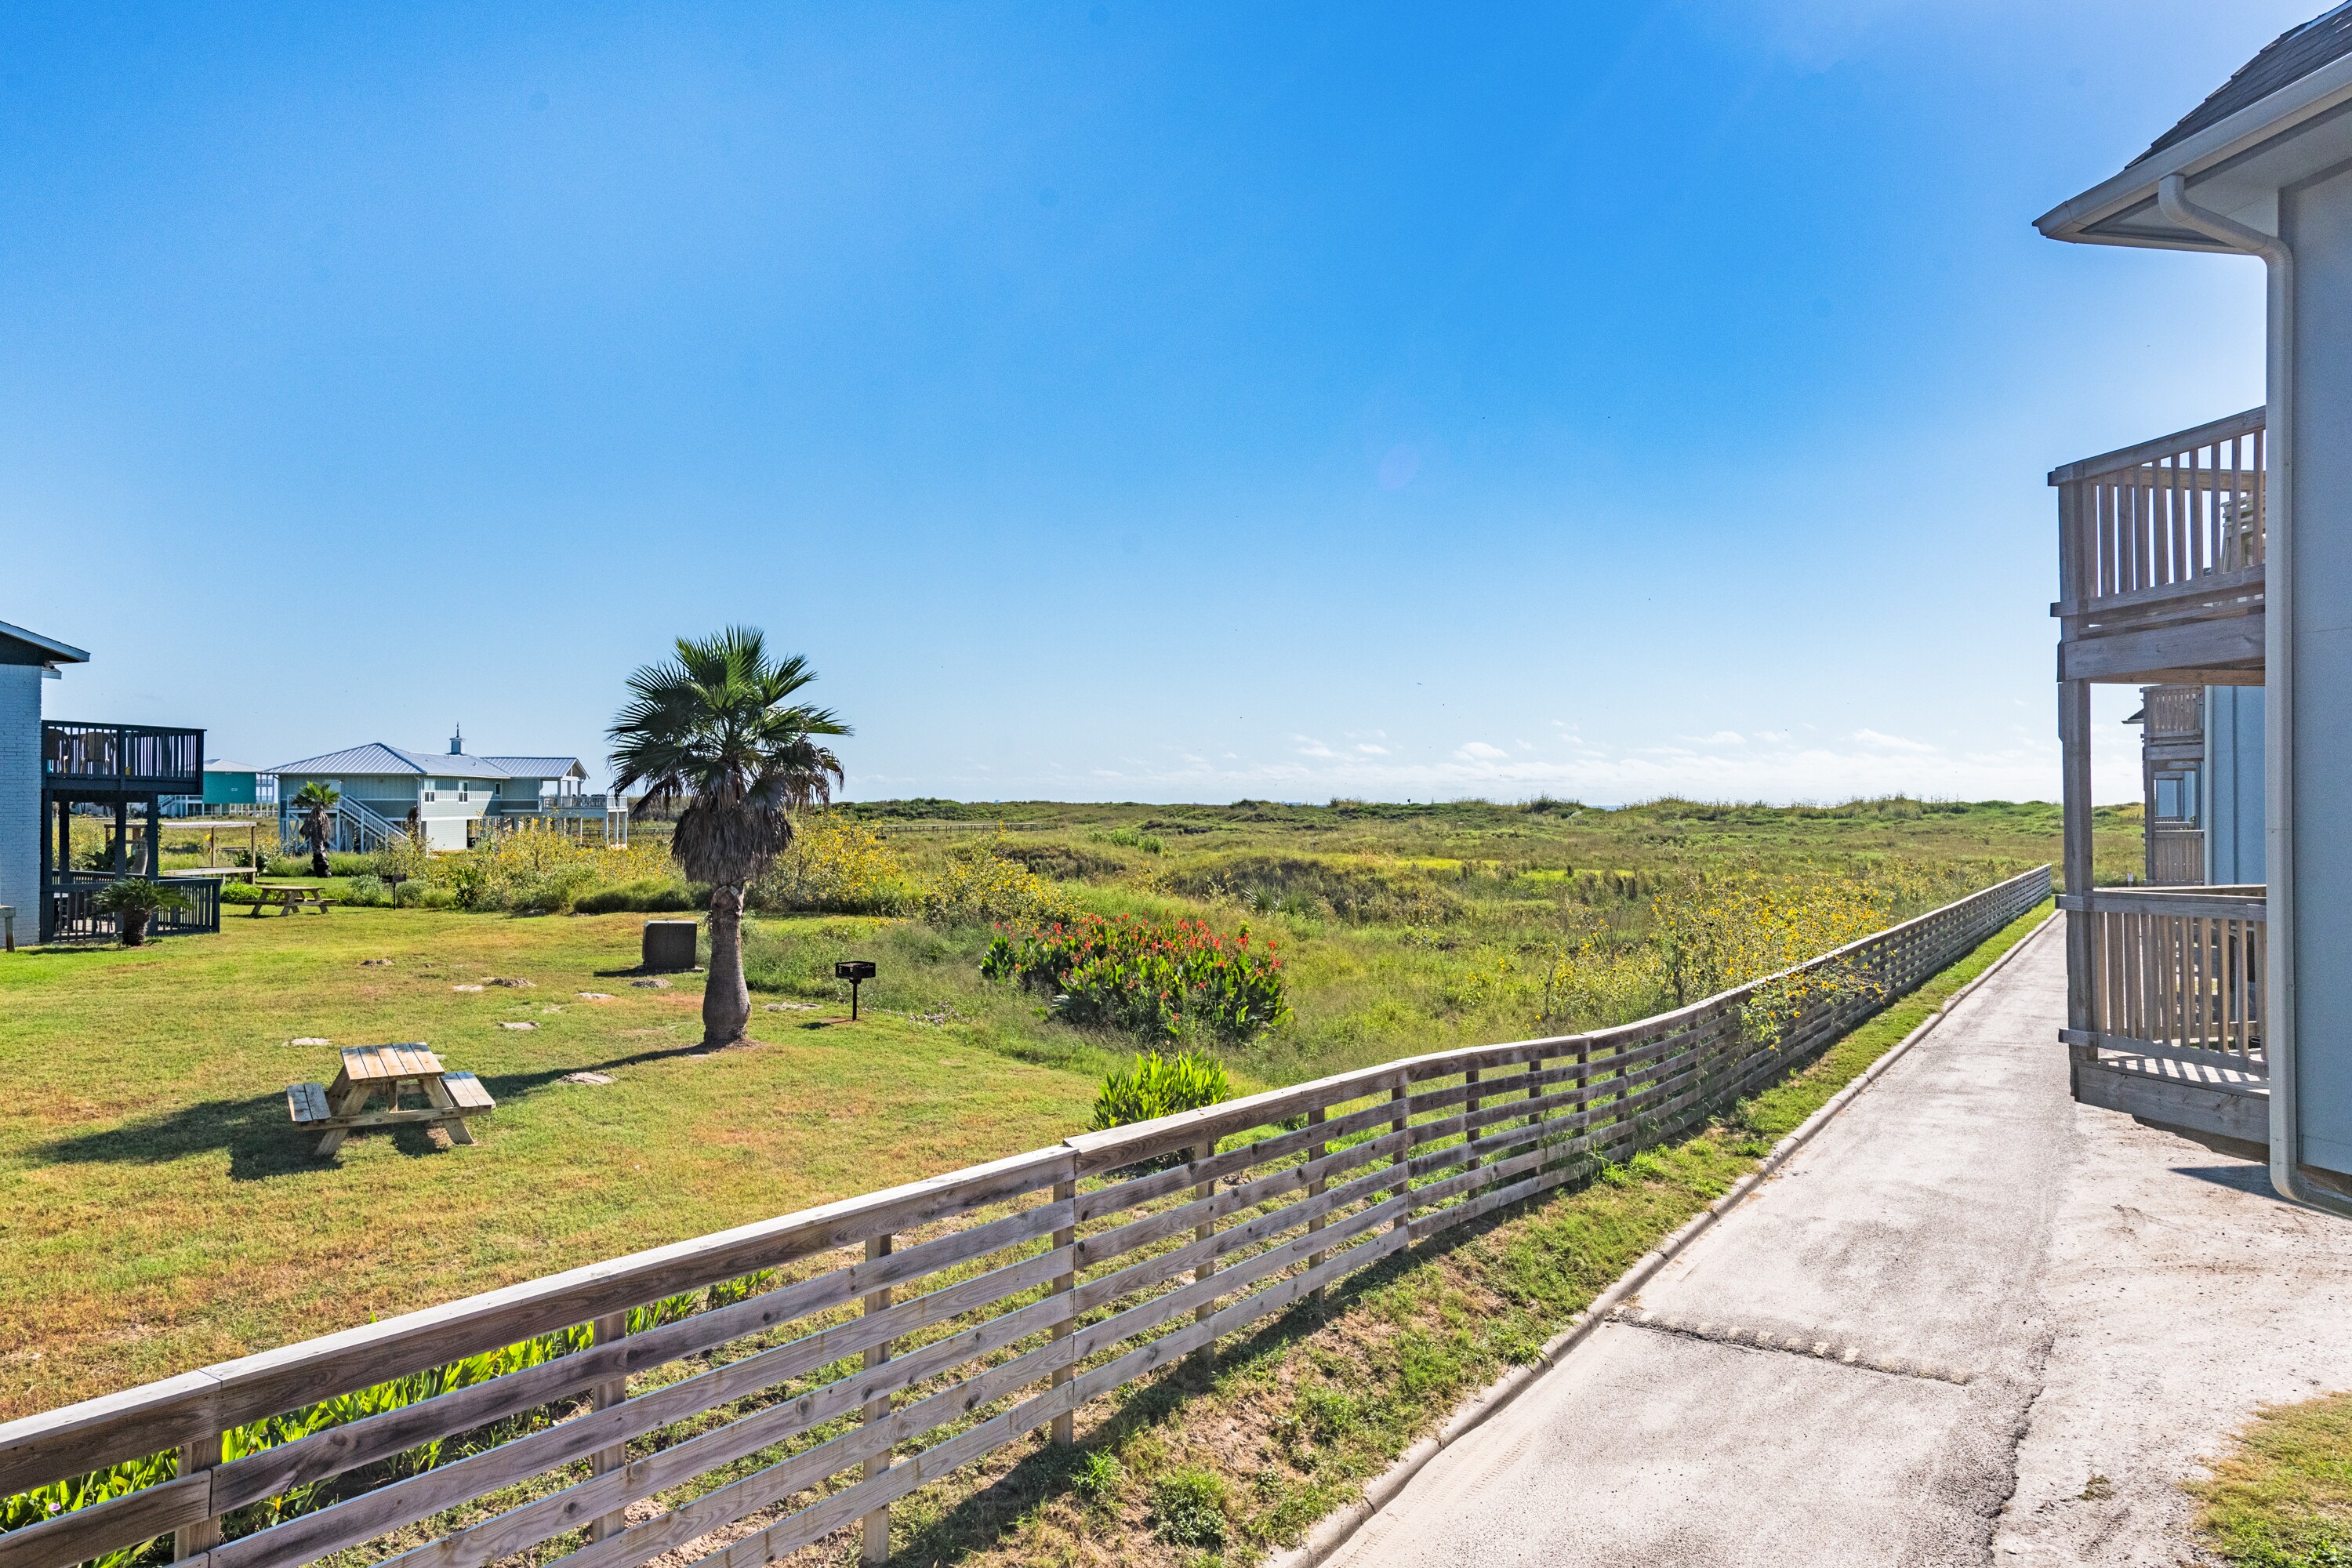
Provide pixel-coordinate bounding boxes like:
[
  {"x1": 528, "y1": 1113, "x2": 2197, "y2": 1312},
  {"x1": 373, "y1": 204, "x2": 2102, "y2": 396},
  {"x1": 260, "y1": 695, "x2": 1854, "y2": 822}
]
[
  {"x1": 862, "y1": 1235, "x2": 895, "y2": 1566},
  {"x1": 173, "y1": 1435, "x2": 222, "y2": 1560},
  {"x1": 1388, "y1": 1084, "x2": 1410, "y2": 1229},
  {"x1": 1305, "y1": 1105, "x2": 1329, "y2": 1305},
  {"x1": 1463, "y1": 1067, "x2": 1482, "y2": 1178},
  {"x1": 1189, "y1": 1141, "x2": 1217, "y2": 1374},
  {"x1": 1048, "y1": 1180, "x2": 1076, "y2": 1445},
  {"x1": 586, "y1": 1312, "x2": 629, "y2": 1542}
]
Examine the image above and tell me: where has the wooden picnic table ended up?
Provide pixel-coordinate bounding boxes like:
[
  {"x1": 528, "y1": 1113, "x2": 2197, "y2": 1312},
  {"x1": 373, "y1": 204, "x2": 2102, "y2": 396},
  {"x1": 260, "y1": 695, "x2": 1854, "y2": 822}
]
[
  {"x1": 252, "y1": 882, "x2": 332, "y2": 916},
  {"x1": 288, "y1": 1044, "x2": 495, "y2": 1155}
]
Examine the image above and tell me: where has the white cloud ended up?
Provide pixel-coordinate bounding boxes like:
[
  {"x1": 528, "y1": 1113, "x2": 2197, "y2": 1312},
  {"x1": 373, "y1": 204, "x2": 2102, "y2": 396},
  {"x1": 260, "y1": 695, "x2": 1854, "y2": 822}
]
[
  {"x1": 1455, "y1": 741, "x2": 1510, "y2": 760},
  {"x1": 1853, "y1": 728, "x2": 1936, "y2": 754}
]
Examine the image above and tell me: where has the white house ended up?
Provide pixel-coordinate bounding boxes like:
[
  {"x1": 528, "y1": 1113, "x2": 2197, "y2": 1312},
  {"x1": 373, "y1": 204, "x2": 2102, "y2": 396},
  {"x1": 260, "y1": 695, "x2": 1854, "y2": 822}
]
[
  {"x1": 2037, "y1": 0, "x2": 2352, "y2": 1210},
  {"x1": 272, "y1": 734, "x2": 605, "y2": 851},
  {"x1": 0, "y1": 619, "x2": 89, "y2": 931}
]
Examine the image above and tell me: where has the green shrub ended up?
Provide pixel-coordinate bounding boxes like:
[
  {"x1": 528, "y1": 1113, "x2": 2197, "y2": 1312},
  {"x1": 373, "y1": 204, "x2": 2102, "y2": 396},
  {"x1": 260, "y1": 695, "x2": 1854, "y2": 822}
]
[
  {"x1": 1072, "y1": 1450, "x2": 1126, "y2": 1504},
  {"x1": 1150, "y1": 1468, "x2": 1230, "y2": 1549},
  {"x1": 573, "y1": 880, "x2": 702, "y2": 914},
  {"x1": 748, "y1": 820, "x2": 909, "y2": 915},
  {"x1": 325, "y1": 853, "x2": 376, "y2": 877},
  {"x1": 1167, "y1": 854, "x2": 1464, "y2": 925},
  {"x1": 1088, "y1": 1049, "x2": 1232, "y2": 1132},
  {"x1": 344, "y1": 874, "x2": 390, "y2": 907},
  {"x1": 982, "y1": 914, "x2": 1288, "y2": 1044},
  {"x1": 919, "y1": 835, "x2": 1076, "y2": 926}
]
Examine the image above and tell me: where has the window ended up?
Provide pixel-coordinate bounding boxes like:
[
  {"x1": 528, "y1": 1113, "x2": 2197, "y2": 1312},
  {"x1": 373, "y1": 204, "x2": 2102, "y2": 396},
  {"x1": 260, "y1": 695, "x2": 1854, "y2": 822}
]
[{"x1": 2154, "y1": 772, "x2": 2200, "y2": 823}]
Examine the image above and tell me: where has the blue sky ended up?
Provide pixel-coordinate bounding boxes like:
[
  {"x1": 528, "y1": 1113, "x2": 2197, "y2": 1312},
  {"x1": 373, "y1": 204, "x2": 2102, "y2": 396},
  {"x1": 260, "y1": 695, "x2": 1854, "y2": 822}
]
[{"x1": 2, "y1": 2, "x2": 2304, "y2": 804}]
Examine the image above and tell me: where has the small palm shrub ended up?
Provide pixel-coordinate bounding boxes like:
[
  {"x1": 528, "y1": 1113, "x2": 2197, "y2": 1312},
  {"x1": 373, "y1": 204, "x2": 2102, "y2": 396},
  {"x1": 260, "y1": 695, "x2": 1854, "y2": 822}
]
[
  {"x1": 89, "y1": 879, "x2": 191, "y2": 946},
  {"x1": 1088, "y1": 1049, "x2": 1232, "y2": 1132}
]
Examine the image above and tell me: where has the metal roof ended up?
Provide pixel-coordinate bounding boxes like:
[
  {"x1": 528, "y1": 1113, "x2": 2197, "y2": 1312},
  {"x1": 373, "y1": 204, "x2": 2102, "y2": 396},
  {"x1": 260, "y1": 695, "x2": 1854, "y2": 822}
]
[
  {"x1": 202, "y1": 760, "x2": 272, "y2": 775},
  {"x1": 483, "y1": 756, "x2": 588, "y2": 780},
  {"x1": 0, "y1": 618, "x2": 90, "y2": 665},
  {"x1": 2138, "y1": 2, "x2": 2352, "y2": 165},
  {"x1": 272, "y1": 743, "x2": 514, "y2": 780}
]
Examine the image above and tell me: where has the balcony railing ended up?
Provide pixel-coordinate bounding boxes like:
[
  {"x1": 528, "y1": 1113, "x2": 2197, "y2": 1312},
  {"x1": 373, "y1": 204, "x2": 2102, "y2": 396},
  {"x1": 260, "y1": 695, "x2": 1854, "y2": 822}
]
[
  {"x1": 2060, "y1": 885, "x2": 2265, "y2": 1088},
  {"x1": 2053, "y1": 407, "x2": 2266, "y2": 622},
  {"x1": 43, "y1": 872, "x2": 223, "y2": 942},
  {"x1": 41, "y1": 722, "x2": 204, "y2": 796}
]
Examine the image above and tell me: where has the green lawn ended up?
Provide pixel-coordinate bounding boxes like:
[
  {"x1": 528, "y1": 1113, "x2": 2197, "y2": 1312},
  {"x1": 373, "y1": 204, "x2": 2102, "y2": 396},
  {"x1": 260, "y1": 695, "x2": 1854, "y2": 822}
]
[
  {"x1": 2193, "y1": 1392, "x2": 2352, "y2": 1566},
  {"x1": 0, "y1": 911, "x2": 1099, "y2": 1421},
  {"x1": 4, "y1": 797, "x2": 2124, "y2": 1426}
]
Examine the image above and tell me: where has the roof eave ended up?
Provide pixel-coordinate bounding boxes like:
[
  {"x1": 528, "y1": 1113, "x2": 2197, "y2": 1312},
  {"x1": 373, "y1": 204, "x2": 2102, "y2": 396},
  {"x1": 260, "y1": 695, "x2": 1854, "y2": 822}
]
[
  {"x1": 2037, "y1": 48, "x2": 2352, "y2": 247},
  {"x1": 0, "y1": 619, "x2": 90, "y2": 664}
]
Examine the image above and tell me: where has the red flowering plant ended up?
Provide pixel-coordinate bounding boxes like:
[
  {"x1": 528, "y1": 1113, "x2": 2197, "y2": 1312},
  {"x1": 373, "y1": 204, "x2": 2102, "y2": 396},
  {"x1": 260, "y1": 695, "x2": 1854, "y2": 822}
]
[{"x1": 979, "y1": 913, "x2": 1290, "y2": 1044}]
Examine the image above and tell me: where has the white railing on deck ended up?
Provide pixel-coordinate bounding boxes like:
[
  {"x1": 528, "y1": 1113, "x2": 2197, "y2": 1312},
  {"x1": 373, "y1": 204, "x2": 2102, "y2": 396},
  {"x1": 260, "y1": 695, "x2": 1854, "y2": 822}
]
[
  {"x1": 2052, "y1": 407, "x2": 2266, "y2": 615},
  {"x1": 2061, "y1": 885, "x2": 2264, "y2": 1083}
]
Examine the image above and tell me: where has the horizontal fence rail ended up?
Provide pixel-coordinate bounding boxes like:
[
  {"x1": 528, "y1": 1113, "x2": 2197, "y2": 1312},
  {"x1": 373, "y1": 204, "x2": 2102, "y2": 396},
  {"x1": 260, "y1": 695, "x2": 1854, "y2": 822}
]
[
  {"x1": 2059, "y1": 884, "x2": 2265, "y2": 1087},
  {"x1": 2052, "y1": 406, "x2": 2266, "y2": 622},
  {"x1": 0, "y1": 868, "x2": 2049, "y2": 1568}
]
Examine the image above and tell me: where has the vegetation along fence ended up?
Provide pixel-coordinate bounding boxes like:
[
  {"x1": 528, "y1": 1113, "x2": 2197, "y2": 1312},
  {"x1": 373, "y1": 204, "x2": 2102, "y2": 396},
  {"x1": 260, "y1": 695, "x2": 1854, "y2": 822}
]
[{"x1": 0, "y1": 866, "x2": 2050, "y2": 1568}]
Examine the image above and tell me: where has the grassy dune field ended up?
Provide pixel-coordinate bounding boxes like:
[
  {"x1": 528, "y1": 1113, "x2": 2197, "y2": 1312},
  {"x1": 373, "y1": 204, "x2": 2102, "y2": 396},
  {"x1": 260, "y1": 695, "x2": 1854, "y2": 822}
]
[{"x1": 0, "y1": 796, "x2": 2127, "y2": 1424}]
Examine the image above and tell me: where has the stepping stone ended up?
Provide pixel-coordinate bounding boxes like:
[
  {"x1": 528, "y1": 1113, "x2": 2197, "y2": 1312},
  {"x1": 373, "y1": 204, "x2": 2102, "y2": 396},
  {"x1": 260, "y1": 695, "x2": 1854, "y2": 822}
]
[
  {"x1": 359, "y1": 959, "x2": 392, "y2": 967},
  {"x1": 561, "y1": 1071, "x2": 615, "y2": 1086},
  {"x1": 452, "y1": 985, "x2": 485, "y2": 993},
  {"x1": 499, "y1": 1021, "x2": 539, "y2": 1031},
  {"x1": 763, "y1": 1001, "x2": 816, "y2": 1011},
  {"x1": 631, "y1": 978, "x2": 672, "y2": 989},
  {"x1": 488, "y1": 978, "x2": 535, "y2": 988},
  {"x1": 289, "y1": 1037, "x2": 331, "y2": 1047},
  {"x1": 577, "y1": 992, "x2": 616, "y2": 1000}
]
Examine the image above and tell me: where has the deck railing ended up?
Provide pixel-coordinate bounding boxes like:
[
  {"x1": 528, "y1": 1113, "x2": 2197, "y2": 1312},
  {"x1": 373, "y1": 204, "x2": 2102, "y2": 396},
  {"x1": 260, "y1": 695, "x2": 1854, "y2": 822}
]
[
  {"x1": 41, "y1": 724, "x2": 205, "y2": 797},
  {"x1": 0, "y1": 868, "x2": 2049, "y2": 1568},
  {"x1": 2060, "y1": 885, "x2": 2264, "y2": 1084},
  {"x1": 42, "y1": 874, "x2": 223, "y2": 942},
  {"x1": 2051, "y1": 407, "x2": 2266, "y2": 620}
]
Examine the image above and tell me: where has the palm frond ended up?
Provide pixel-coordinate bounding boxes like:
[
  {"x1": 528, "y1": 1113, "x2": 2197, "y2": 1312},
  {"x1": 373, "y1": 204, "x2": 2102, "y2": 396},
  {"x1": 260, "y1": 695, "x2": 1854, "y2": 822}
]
[{"x1": 608, "y1": 628, "x2": 851, "y2": 887}]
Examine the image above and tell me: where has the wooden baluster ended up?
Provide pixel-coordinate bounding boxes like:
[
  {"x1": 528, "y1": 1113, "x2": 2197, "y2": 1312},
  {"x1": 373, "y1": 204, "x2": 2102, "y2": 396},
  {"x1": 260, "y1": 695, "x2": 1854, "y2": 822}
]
[
  {"x1": 861, "y1": 1235, "x2": 894, "y2": 1566},
  {"x1": 586, "y1": 1311, "x2": 630, "y2": 1542},
  {"x1": 1048, "y1": 1180, "x2": 1077, "y2": 1445},
  {"x1": 174, "y1": 1433, "x2": 223, "y2": 1562}
]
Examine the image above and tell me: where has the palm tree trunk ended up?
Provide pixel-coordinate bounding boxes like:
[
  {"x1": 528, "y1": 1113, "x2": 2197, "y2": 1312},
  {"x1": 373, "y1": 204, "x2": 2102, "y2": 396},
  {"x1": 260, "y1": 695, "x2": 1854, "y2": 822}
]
[{"x1": 702, "y1": 883, "x2": 752, "y2": 1045}]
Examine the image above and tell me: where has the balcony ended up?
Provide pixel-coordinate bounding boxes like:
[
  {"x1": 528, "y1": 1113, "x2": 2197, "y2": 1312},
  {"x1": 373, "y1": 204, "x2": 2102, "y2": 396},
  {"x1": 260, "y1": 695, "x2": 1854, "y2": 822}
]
[
  {"x1": 42, "y1": 721, "x2": 205, "y2": 800},
  {"x1": 2060, "y1": 885, "x2": 2268, "y2": 1156},
  {"x1": 2051, "y1": 407, "x2": 2266, "y2": 685}
]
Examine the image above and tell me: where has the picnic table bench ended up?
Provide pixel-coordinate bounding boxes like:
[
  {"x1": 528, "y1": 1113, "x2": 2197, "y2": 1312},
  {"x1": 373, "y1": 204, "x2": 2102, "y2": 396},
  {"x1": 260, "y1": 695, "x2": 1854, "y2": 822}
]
[
  {"x1": 288, "y1": 1044, "x2": 495, "y2": 1155},
  {"x1": 252, "y1": 882, "x2": 332, "y2": 916}
]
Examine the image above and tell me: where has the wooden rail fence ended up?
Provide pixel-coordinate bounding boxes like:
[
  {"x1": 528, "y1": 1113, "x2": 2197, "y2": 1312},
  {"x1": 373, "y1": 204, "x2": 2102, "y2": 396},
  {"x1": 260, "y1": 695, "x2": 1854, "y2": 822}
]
[{"x1": 0, "y1": 868, "x2": 2050, "y2": 1568}]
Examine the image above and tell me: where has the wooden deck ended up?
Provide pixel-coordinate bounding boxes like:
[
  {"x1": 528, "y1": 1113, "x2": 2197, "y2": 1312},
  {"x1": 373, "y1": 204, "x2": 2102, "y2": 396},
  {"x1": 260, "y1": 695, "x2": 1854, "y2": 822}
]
[
  {"x1": 2051, "y1": 407, "x2": 2265, "y2": 685},
  {"x1": 2054, "y1": 409, "x2": 2270, "y2": 1153}
]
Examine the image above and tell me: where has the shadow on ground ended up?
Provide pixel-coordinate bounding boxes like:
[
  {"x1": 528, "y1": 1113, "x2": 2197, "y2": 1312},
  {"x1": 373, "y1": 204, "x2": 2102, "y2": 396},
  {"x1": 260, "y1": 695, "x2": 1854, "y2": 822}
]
[{"x1": 27, "y1": 1040, "x2": 748, "y2": 1180}]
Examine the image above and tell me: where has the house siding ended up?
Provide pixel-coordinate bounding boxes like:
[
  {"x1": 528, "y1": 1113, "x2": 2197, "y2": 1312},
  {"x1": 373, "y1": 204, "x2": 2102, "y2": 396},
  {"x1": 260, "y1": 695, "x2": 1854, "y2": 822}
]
[
  {"x1": 2205, "y1": 687, "x2": 2265, "y2": 884},
  {"x1": 0, "y1": 665, "x2": 40, "y2": 928},
  {"x1": 2284, "y1": 158, "x2": 2352, "y2": 1175}
]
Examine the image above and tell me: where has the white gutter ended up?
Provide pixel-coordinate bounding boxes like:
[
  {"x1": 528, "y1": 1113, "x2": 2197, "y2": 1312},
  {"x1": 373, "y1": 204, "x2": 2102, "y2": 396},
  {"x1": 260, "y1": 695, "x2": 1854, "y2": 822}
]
[
  {"x1": 2038, "y1": 50, "x2": 2352, "y2": 244},
  {"x1": 2154, "y1": 174, "x2": 2350, "y2": 1219}
]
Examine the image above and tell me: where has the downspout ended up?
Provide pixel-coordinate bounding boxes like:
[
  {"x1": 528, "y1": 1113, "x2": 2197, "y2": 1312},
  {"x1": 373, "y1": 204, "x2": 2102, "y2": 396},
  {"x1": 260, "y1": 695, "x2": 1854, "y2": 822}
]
[{"x1": 2155, "y1": 174, "x2": 2350, "y2": 1218}]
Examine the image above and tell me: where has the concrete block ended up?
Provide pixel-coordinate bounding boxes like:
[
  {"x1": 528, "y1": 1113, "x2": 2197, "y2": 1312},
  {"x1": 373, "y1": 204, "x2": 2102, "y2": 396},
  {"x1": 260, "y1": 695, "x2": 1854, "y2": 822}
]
[{"x1": 643, "y1": 920, "x2": 699, "y2": 972}]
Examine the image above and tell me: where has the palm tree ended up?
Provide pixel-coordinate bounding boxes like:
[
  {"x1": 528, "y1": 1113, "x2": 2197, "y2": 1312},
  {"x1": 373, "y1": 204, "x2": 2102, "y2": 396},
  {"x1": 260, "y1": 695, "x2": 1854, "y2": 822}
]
[
  {"x1": 292, "y1": 782, "x2": 340, "y2": 877},
  {"x1": 609, "y1": 627, "x2": 848, "y2": 1047}
]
